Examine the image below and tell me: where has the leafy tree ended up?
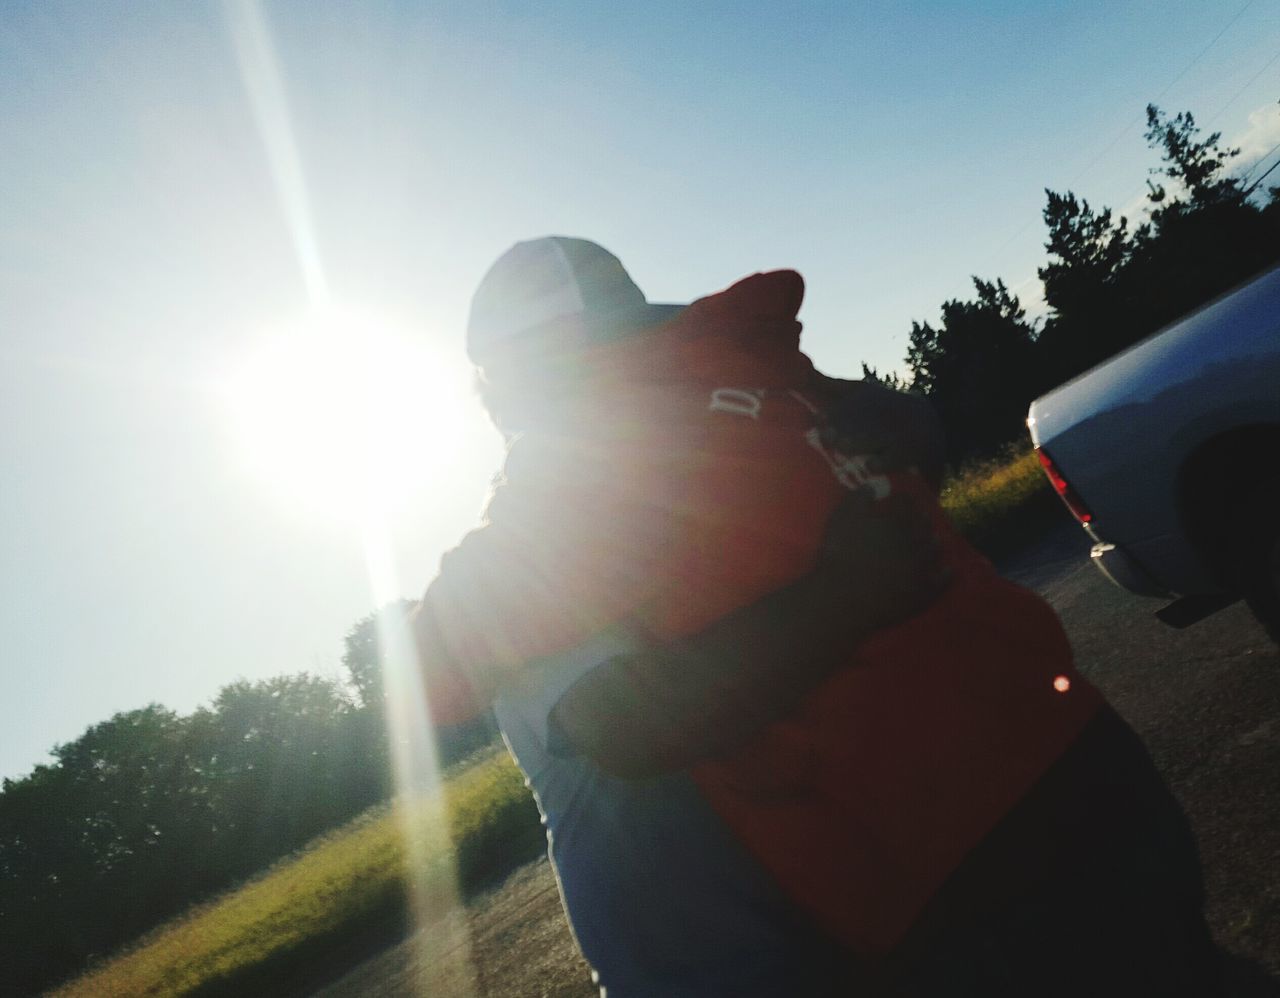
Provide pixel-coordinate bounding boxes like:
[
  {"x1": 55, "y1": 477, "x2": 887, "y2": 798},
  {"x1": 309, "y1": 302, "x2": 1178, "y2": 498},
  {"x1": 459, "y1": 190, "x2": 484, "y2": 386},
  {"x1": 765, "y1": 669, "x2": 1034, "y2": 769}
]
[
  {"x1": 342, "y1": 602, "x2": 499, "y2": 772},
  {"x1": 342, "y1": 599, "x2": 416, "y2": 711},
  {"x1": 192, "y1": 675, "x2": 386, "y2": 874},
  {"x1": 1035, "y1": 191, "x2": 1136, "y2": 378},
  {"x1": 0, "y1": 674, "x2": 392, "y2": 995},
  {"x1": 906, "y1": 277, "x2": 1041, "y2": 463},
  {"x1": 1126, "y1": 104, "x2": 1280, "y2": 335},
  {"x1": 1143, "y1": 104, "x2": 1243, "y2": 210},
  {"x1": 1030, "y1": 105, "x2": 1280, "y2": 393},
  {"x1": 859, "y1": 362, "x2": 910, "y2": 392},
  {"x1": 1038, "y1": 191, "x2": 1131, "y2": 314},
  {"x1": 0, "y1": 706, "x2": 208, "y2": 993}
]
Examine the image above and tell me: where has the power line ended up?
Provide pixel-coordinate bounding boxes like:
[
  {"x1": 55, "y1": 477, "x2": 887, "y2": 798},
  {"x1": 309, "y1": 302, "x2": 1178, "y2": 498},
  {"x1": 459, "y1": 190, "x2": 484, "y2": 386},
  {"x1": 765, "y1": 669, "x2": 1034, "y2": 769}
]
[
  {"x1": 1203, "y1": 47, "x2": 1280, "y2": 129},
  {"x1": 1055, "y1": 0, "x2": 1255, "y2": 193},
  {"x1": 980, "y1": 0, "x2": 1258, "y2": 271},
  {"x1": 1243, "y1": 135, "x2": 1280, "y2": 194}
]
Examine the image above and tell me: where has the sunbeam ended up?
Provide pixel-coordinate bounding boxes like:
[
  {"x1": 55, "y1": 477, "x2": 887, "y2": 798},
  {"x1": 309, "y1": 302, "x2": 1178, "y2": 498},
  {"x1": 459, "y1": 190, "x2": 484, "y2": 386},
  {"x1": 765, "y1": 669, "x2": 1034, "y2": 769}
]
[
  {"x1": 224, "y1": 3, "x2": 477, "y2": 990},
  {"x1": 368, "y1": 527, "x2": 480, "y2": 996},
  {"x1": 225, "y1": 0, "x2": 329, "y2": 307}
]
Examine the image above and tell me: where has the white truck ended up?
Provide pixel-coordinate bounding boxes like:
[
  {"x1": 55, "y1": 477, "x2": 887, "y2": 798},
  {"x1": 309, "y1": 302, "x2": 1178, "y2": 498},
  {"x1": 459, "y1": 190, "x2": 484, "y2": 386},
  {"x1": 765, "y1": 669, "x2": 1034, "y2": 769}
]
[{"x1": 1026, "y1": 263, "x2": 1280, "y2": 639}]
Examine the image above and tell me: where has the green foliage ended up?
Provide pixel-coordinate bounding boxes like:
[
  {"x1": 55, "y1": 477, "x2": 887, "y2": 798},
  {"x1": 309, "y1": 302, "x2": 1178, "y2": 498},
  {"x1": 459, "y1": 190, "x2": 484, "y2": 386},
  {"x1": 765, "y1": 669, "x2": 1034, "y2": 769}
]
[
  {"x1": 0, "y1": 597, "x2": 506, "y2": 996},
  {"x1": 1036, "y1": 190, "x2": 1138, "y2": 376},
  {"x1": 0, "y1": 676, "x2": 393, "y2": 995},
  {"x1": 1143, "y1": 104, "x2": 1242, "y2": 210},
  {"x1": 342, "y1": 598, "x2": 416, "y2": 711},
  {"x1": 53, "y1": 751, "x2": 541, "y2": 998},
  {"x1": 939, "y1": 448, "x2": 1062, "y2": 559},
  {"x1": 940, "y1": 449, "x2": 1047, "y2": 537},
  {"x1": 906, "y1": 277, "x2": 1042, "y2": 464},
  {"x1": 858, "y1": 362, "x2": 910, "y2": 392},
  {"x1": 902, "y1": 101, "x2": 1280, "y2": 467}
]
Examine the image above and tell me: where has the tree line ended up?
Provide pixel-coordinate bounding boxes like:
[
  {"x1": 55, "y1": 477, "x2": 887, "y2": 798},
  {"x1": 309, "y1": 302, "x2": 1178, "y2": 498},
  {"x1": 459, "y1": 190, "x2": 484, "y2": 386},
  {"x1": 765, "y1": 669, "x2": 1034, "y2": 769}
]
[
  {"x1": 880, "y1": 104, "x2": 1280, "y2": 466},
  {"x1": 0, "y1": 604, "x2": 495, "y2": 996},
  {"x1": 2, "y1": 102, "x2": 1278, "y2": 996}
]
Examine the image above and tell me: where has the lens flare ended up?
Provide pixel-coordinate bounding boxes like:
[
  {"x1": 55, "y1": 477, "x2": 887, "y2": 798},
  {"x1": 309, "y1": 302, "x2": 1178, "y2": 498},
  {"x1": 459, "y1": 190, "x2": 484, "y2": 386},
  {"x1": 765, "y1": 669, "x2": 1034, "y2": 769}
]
[{"x1": 226, "y1": 1, "x2": 477, "y2": 988}]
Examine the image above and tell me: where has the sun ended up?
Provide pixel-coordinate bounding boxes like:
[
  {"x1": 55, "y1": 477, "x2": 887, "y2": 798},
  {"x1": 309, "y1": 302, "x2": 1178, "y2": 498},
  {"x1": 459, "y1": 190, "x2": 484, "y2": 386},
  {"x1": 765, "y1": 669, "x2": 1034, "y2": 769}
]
[{"x1": 223, "y1": 305, "x2": 477, "y2": 527}]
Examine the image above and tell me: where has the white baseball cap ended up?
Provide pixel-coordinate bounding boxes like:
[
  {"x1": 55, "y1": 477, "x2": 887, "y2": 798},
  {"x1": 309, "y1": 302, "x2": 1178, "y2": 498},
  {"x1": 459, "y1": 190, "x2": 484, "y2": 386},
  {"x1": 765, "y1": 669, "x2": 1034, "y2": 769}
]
[{"x1": 466, "y1": 236, "x2": 685, "y2": 368}]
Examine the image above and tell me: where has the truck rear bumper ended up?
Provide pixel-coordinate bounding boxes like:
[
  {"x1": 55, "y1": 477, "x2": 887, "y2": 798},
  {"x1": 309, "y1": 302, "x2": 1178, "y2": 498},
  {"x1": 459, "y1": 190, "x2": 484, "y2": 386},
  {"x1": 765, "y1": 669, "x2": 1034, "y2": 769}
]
[{"x1": 1090, "y1": 541, "x2": 1173, "y2": 598}]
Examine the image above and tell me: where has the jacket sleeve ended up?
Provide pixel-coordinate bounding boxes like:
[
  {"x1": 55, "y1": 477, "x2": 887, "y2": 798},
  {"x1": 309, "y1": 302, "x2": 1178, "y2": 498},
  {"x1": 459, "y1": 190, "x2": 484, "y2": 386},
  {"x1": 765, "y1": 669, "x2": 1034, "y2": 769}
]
[
  {"x1": 547, "y1": 563, "x2": 879, "y2": 778},
  {"x1": 813, "y1": 375, "x2": 946, "y2": 491},
  {"x1": 406, "y1": 594, "x2": 488, "y2": 727},
  {"x1": 548, "y1": 483, "x2": 950, "y2": 778},
  {"x1": 410, "y1": 437, "x2": 664, "y2": 724}
]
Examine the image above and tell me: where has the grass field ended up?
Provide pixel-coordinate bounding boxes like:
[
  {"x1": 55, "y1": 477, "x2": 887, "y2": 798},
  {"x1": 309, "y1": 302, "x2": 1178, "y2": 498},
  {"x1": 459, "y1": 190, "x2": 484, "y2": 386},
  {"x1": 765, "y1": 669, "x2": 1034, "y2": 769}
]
[{"x1": 57, "y1": 448, "x2": 1054, "y2": 996}]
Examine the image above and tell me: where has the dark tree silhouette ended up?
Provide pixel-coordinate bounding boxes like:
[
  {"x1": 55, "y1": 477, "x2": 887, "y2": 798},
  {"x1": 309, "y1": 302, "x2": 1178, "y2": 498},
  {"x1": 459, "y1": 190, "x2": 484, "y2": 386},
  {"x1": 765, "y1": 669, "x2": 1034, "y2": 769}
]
[
  {"x1": 1143, "y1": 104, "x2": 1242, "y2": 209},
  {"x1": 342, "y1": 601, "x2": 500, "y2": 773},
  {"x1": 1126, "y1": 104, "x2": 1280, "y2": 336},
  {"x1": 1036, "y1": 191, "x2": 1137, "y2": 375},
  {"x1": 859, "y1": 362, "x2": 911, "y2": 392},
  {"x1": 0, "y1": 674, "x2": 392, "y2": 995},
  {"x1": 342, "y1": 599, "x2": 417, "y2": 712},
  {"x1": 906, "y1": 277, "x2": 1041, "y2": 463}
]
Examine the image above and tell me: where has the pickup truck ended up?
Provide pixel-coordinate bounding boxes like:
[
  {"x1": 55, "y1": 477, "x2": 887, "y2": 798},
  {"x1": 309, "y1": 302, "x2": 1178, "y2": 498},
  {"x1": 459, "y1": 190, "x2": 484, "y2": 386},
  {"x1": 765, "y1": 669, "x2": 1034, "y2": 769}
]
[{"x1": 1026, "y1": 263, "x2": 1280, "y2": 640}]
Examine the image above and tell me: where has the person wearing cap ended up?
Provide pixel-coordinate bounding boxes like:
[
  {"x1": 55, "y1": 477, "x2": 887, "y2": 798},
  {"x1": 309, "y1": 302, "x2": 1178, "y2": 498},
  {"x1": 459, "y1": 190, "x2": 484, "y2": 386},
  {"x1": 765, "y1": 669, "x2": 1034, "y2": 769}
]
[{"x1": 407, "y1": 238, "x2": 1219, "y2": 996}]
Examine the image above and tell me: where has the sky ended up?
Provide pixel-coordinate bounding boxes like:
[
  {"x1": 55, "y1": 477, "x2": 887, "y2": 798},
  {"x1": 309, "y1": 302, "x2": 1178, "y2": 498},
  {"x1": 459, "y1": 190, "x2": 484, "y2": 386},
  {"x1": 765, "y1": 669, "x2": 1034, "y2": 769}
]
[{"x1": 3, "y1": 0, "x2": 1279, "y2": 781}]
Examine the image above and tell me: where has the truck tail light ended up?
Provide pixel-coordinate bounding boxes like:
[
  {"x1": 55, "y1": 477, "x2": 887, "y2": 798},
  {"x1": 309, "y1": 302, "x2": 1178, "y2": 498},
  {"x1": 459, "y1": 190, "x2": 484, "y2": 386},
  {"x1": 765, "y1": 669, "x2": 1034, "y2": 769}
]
[{"x1": 1035, "y1": 447, "x2": 1093, "y2": 524}]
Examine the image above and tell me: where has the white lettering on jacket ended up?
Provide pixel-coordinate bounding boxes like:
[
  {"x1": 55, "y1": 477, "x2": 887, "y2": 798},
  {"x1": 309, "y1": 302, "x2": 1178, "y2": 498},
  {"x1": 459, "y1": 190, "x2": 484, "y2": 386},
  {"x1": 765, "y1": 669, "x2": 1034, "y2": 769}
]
[
  {"x1": 708, "y1": 387, "x2": 764, "y2": 420},
  {"x1": 804, "y1": 428, "x2": 892, "y2": 498},
  {"x1": 707, "y1": 386, "x2": 892, "y2": 498}
]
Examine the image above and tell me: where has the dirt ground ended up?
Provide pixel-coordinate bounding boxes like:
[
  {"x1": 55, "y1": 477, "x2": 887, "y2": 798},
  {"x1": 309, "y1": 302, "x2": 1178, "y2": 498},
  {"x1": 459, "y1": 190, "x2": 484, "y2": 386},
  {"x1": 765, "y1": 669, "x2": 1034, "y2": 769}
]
[
  {"x1": 320, "y1": 525, "x2": 1280, "y2": 996},
  {"x1": 316, "y1": 859, "x2": 594, "y2": 997}
]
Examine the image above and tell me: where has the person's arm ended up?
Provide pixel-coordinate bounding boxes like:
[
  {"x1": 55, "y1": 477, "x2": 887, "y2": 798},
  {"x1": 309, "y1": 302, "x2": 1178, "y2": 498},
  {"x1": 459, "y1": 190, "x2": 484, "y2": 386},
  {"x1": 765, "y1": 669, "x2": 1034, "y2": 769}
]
[
  {"x1": 406, "y1": 595, "x2": 491, "y2": 727},
  {"x1": 549, "y1": 489, "x2": 948, "y2": 777}
]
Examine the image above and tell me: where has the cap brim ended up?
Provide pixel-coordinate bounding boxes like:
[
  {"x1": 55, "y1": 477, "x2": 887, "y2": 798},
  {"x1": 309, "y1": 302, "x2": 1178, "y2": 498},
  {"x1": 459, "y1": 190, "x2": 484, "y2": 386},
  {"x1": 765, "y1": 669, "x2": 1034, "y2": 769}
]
[{"x1": 587, "y1": 302, "x2": 686, "y2": 342}]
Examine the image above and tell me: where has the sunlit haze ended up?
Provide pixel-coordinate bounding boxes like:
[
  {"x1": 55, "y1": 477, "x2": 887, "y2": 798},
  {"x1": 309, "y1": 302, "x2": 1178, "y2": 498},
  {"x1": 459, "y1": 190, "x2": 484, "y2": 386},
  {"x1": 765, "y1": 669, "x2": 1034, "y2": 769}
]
[
  {"x1": 3, "y1": 0, "x2": 1280, "y2": 784},
  {"x1": 222, "y1": 307, "x2": 479, "y2": 527}
]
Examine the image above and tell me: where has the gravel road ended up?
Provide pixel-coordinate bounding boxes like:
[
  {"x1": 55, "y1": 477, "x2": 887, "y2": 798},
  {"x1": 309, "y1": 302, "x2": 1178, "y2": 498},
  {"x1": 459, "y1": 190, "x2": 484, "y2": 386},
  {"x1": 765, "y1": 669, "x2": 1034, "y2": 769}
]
[{"x1": 320, "y1": 523, "x2": 1280, "y2": 996}]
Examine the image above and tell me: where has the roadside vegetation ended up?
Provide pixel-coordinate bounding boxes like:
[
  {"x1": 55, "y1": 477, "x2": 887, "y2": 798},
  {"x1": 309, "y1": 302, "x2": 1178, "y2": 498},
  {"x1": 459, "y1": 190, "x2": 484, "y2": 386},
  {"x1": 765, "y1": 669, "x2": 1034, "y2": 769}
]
[
  {"x1": 942, "y1": 448, "x2": 1060, "y2": 559},
  {"x1": 54, "y1": 749, "x2": 542, "y2": 998},
  {"x1": 6, "y1": 98, "x2": 1278, "y2": 996}
]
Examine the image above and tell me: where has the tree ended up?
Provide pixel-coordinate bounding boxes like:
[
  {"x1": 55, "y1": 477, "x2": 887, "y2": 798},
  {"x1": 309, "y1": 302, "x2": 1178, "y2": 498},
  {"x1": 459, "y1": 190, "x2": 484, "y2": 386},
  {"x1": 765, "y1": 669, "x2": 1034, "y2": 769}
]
[
  {"x1": 1143, "y1": 104, "x2": 1243, "y2": 210},
  {"x1": 1127, "y1": 105, "x2": 1280, "y2": 334},
  {"x1": 0, "y1": 706, "x2": 210, "y2": 994},
  {"x1": 1031, "y1": 106, "x2": 1280, "y2": 391},
  {"x1": 1038, "y1": 190, "x2": 1131, "y2": 315},
  {"x1": 905, "y1": 278, "x2": 1041, "y2": 463},
  {"x1": 342, "y1": 602, "x2": 499, "y2": 771},
  {"x1": 1035, "y1": 190, "x2": 1136, "y2": 379},
  {"x1": 859, "y1": 362, "x2": 910, "y2": 392},
  {"x1": 342, "y1": 599, "x2": 416, "y2": 711},
  {"x1": 0, "y1": 675, "x2": 390, "y2": 995}
]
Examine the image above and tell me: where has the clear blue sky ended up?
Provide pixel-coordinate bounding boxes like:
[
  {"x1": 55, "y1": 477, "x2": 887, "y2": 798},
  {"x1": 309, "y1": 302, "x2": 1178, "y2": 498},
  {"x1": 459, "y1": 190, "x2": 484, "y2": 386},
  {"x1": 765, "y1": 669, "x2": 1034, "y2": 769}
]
[{"x1": 3, "y1": 0, "x2": 1279, "y2": 781}]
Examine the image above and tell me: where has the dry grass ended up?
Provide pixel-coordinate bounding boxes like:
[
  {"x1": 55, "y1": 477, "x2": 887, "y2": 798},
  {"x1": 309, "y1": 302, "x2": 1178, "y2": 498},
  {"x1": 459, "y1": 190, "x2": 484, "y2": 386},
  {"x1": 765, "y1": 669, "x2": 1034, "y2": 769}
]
[{"x1": 940, "y1": 448, "x2": 1053, "y2": 550}]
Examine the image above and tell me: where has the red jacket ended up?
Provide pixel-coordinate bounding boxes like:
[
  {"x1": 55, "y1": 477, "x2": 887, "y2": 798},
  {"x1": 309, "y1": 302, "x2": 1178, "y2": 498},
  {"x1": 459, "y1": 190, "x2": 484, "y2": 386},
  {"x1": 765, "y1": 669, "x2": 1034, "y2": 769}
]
[{"x1": 418, "y1": 270, "x2": 1102, "y2": 951}]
